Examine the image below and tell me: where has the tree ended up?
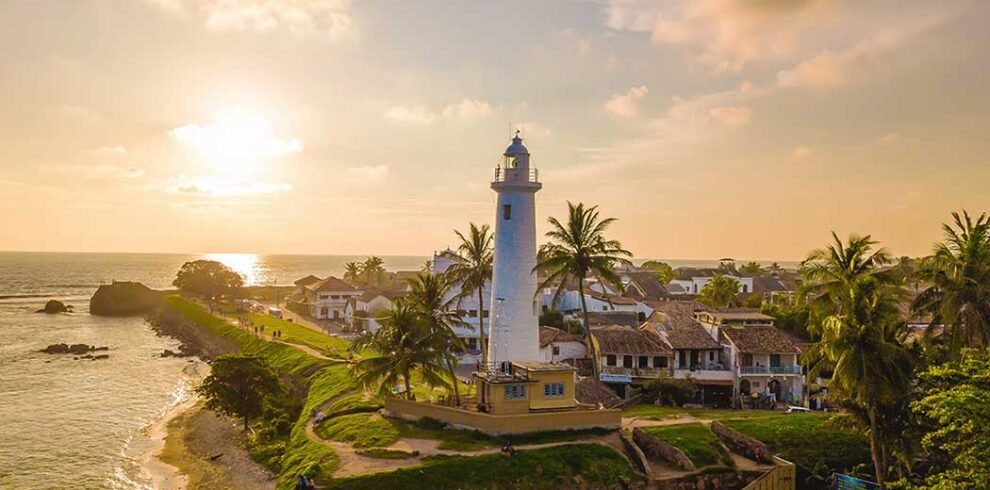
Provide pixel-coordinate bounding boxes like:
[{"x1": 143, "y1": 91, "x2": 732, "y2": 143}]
[
  {"x1": 739, "y1": 261, "x2": 764, "y2": 276},
  {"x1": 350, "y1": 299, "x2": 449, "y2": 400},
  {"x1": 198, "y1": 355, "x2": 281, "y2": 431},
  {"x1": 361, "y1": 256, "x2": 387, "y2": 286},
  {"x1": 535, "y1": 202, "x2": 633, "y2": 376},
  {"x1": 343, "y1": 261, "x2": 363, "y2": 284},
  {"x1": 913, "y1": 211, "x2": 990, "y2": 354},
  {"x1": 173, "y1": 260, "x2": 244, "y2": 299},
  {"x1": 640, "y1": 260, "x2": 675, "y2": 284},
  {"x1": 801, "y1": 234, "x2": 912, "y2": 488},
  {"x1": 406, "y1": 272, "x2": 469, "y2": 406},
  {"x1": 440, "y1": 223, "x2": 494, "y2": 368},
  {"x1": 910, "y1": 349, "x2": 990, "y2": 489},
  {"x1": 698, "y1": 274, "x2": 740, "y2": 308}
]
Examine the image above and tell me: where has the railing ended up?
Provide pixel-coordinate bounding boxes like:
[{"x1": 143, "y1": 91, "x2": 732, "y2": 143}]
[
  {"x1": 493, "y1": 167, "x2": 539, "y2": 183},
  {"x1": 601, "y1": 366, "x2": 671, "y2": 378},
  {"x1": 740, "y1": 365, "x2": 802, "y2": 375}
]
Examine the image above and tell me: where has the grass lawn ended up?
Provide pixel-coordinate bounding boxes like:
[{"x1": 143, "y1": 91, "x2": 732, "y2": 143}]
[
  {"x1": 355, "y1": 448, "x2": 420, "y2": 459},
  {"x1": 623, "y1": 404, "x2": 782, "y2": 421},
  {"x1": 316, "y1": 413, "x2": 403, "y2": 448},
  {"x1": 724, "y1": 413, "x2": 871, "y2": 474},
  {"x1": 323, "y1": 444, "x2": 639, "y2": 490},
  {"x1": 642, "y1": 423, "x2": 732, "y2": 468},
  {"x1": 246, "y1": 312, "x2": 350, "y2": 357}
]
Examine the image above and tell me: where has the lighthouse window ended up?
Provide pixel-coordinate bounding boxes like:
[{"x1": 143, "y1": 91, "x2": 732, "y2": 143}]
[{"x1": 503, "y1": 204, "x2": 512, "y2": 220}]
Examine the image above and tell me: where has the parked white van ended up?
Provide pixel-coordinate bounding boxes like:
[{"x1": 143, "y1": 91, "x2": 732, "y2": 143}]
[{"x1": 267, "y1": 307, "x2": 283, "y2": 319}]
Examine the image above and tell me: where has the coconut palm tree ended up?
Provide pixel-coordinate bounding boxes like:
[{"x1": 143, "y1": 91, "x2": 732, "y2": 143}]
[
  {"x1": 406, "y1": 272, "x2": 469, "y2": 406},
  {"x1": 343, "y1": 261, "x2": 363, "y2": 284},
  {"x1": 440, "y1": 223, "x2": 494, "y2": 367},
  {"x1": 535, "y1": 202, "x2": 633, "y2": 376},
  {"x1": 362, "y1": 256, "x2": 387, "y2": 286},
  {"x1": 698, "y1": 274, "x2": 741, "y2": 308},
  {"x1": 913, "y1": 211, "x2": 990, "y2": 353},
  {"x1": 801, "y1": 233, "x2": 912, "y2": 488},
  {"x1": 350, "y1": 299, "x2": 449, "y2": 400}
]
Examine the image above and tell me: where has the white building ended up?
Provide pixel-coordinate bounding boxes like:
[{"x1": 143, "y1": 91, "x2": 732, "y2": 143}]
[
  {"x1": 538, "y1": 326, "x2": 586, "y2": 363},
  {"x1": 487, "y1": 132, "x2": 541, "y2": 366},
  {"x1": 303, "y1": 277, "x2": 362, "y2": 321},
  {"x1": 669, "y1": 274, "x2": 754, "y2": 295},
  {"x1": 431, "y1": 250, "x2": 491, "y2": 355}
]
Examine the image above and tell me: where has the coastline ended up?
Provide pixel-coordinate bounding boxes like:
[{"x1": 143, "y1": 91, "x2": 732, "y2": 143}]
[{"x1": 142, "y1": 394, "x2": 200, "y2": 490}]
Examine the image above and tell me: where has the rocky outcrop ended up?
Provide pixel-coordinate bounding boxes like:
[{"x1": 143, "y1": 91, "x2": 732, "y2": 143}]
[
  {"x1": 90, "y1": 281, "x2": 165, "y2": 317},
  {"x1": 149, "y1": 305, "x2": 240, "y2": 361},
  {"x1": 41, "y1": 343, "x2": 108, "y2": 355},
  {"x1": 632, "y1": 427, "x2": 696, "y2": 471},
  {"x1": 654, "y1": 468, "x2": 764, "y2": 490},
  {"x1": 37, "y1": 300, "x2": 72, "y2": 314},
  {"x1": 711, "y1": 421, "x2": 773, "y2": 464}
]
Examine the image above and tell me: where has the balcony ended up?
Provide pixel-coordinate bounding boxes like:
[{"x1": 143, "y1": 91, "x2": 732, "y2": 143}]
[
  {"x1": 673, "y1": 366, "x2": 734, "y2": 381},
  {"x1": 740, "y1": 365, "x2": 802, "y2": 375},
  {"x1": 493, "y1": 167, "x2": 539, "y2": 184},
  {"x1": 600, "y1": 365, "x2": 670, "y2": 379}
]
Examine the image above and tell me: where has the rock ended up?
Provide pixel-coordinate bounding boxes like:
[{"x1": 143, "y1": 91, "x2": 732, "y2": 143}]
[
  {"x1": 92, "y1": 354, "x2": 109, "y2": 360},
  {"x1": 68, "y1": 343, "x2": 92, "y2": 355},
  {"x1": 162, "y1": 349, "x2": 177, "y2": 358},
  {"x1": 90, "y1": 281, "x2": 165, "y2": 317},
  {"x1": 41, "y1": 343, "x2": 70, "y2": 354},
  {"x1": 36, "y1": 300, "x2": 72, "y2": 314},
  {"x1": 41, "y1": 343, "x2": 108, "y2": 355}
]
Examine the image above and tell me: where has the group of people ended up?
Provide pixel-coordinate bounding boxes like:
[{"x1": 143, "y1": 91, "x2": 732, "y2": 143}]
[{"x1": 236, "y1": 317, "x2": 284, "y2": 340}]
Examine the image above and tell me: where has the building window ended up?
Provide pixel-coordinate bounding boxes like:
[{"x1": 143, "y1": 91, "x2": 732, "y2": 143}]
[
  {"x1": 505, "y1": 385, "x2": 526, "y2": 400},
  {"x1": 552, "y1": 346, "x2": 561, "y2": 356},
  {"x1": 606, "y1": 354, "x2": 617, "y2": 366},
  {"x1": 709, "y1": 351, "x2": 715, "y2": 361},
  {"x1": 482, "y1": 310, "x2": 490, "y2": 317},
  {"x1": 544, "y1": 382, "x2": 565, "y2": 397},
  {"x1": 638, "y1": 356, "x2": 649, "y2": 368},
  {"x1": 503, "y1": 204, "x2": 512, "y2": 220},
  {"x1": 466, "y1": 337, "x2": 478, "y2": 350},
  {"x1": 468, "y1": 309, "x2": 478, "y2": 317},
  {"x1": 623, "y1": 355, "x2": 633, "y2": 368},
  {"x1": 654, "y1": 356, "x2": 668, "y2": 368},
  {"x1": 770, "y1": 354, "x2": 781, "y2": 367}
]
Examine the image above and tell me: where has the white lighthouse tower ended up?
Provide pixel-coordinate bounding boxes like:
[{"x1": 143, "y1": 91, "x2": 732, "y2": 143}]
[{"x1": 488, "y1": 132, "x2": 542, "y2": 368}]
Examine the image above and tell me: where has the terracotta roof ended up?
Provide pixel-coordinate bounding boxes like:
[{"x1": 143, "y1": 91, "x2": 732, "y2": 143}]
[
  {"x1": 721, "y1": 325, "x2": 801, "y2": 354},
  {"x1": 575, "y1": 377, "x2": 622, "y2": 407},
  {"x1": 359, "y1": 288, "x2": 406, "y2": 303},
  {"x1": 621, "y1": 271, "x2": 670, "y2": 300},
  {"x1": 539, "y1": 326, "x2": 585, "y2": 347},
  {"x1": 706, "y1": 309, "x2": 775, "y2": 322},
  {"x1": 294, "y1": 274, "x2": 322, "y2": 287},
  {"x1": 750, "y1": 276, "x2": 793, "y2": 294},
  {"x1": 592, "y1": 325, "x2": 672, "y2": 355},
  {"x1": 586, "y1": 311, "x2": 641, "y2": 328},
  {"x1": 639, "y1": 300, "x2": 720, "y2": 350},
  {"x1": 306, "y1": 276, "x2": 358, "y2": 292}
]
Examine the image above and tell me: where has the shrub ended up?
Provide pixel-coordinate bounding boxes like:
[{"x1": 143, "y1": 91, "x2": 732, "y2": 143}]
[{"x1": 643, "y1": 377, "x2": 697, "y2": 406}]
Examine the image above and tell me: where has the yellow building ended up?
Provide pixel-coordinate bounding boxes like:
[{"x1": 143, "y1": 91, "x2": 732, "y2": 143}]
[{"x1": 475, "y1": 361, "x2": 577, "y2": 415}]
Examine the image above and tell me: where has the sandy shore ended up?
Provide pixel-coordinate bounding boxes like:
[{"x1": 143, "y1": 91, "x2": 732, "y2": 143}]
[{"x1": 141, "y1": 396, "x2": 200, "y2": 490}]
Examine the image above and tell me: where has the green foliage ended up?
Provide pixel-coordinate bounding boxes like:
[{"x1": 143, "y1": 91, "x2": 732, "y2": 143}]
[
  {"x1": 246, "y1": 312, "x2": 349, "y2": 357},
  {"x1": 643, "y1": 423, "x2": 732, "y2": 468},
  {"x1": 441, "y1": 222, "x2": 494, "y2": 365},
  {"x1": 198, "y1": 354, "x2": 281, "y2": 430},
  {"x1": 323, "y1": 444, "x2": 638, "y2": 490},
  {"x1": 622, "y1": 404, "x2": 779, "y2": 421},
  {"x1": 739, "y1": 261, "x2": 764, "y2": 276},
  {"x1": 698, "y1": 274, "x2": 740, "y2": 308},
  {"x1": 641, "y1": 260, "x2": 675, "y2": 284},
  {"x1": 536, "y1": 201, "x2": 633, "y2": 376},
  {"x1": 173, "y1": 260, "x2": 244, "y2": 298},
  {"x1": 355, "y1": 448, "x2": 420, "y2": 459},
  {"x1": 762, "y1": 302, "x2": 812, "y2": 340},
  {"x1": 316, "y1": 413, "x2": 401, "y2": 448},
  {"x1": 726, "y1": 413, "x2": 871, "y2": 477},
  {"x1": 642, "y1": 377, "x2": 697, "y2": 406},
  {"x1": 908, "y1": 350, "x2": 990, "y2": 489}
]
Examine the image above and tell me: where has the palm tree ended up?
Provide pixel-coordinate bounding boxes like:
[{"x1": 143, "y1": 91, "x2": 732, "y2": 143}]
[
  {"x1": 441, "y1": 223, "x2": 494, "y2": 367},
  {"x1": 362, "y1": 256, "x2": 387, "y2": 286},
  {"x1": 698, "y1": 274, "x2": 740, "y2": 308},
  {"x1": 913, "y1": 211, "x2": 990, "y2": 353},
  {"x1": 350, "y1": 299, "x2": 449, "y2": 400},
  {"x1": 343, "y1": 261, "x2": 363, "y2": 284},
  {"x1": 407, "y1": 273, "x2": 470, "y2": 406},
  {"x1": 801, "y1": 233, "x2": 912, "y2": 488},
  {"x1": 535, "y1": 202, "x2": 633, "y2": 376}
]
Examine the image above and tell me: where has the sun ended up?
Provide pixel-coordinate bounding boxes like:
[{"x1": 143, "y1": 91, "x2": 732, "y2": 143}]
[{"x1": 170, "y1": 111, "x2": 303, "y2": 174}]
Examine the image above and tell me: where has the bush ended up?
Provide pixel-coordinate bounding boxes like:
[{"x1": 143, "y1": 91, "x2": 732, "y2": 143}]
[
  {"x1": 643, "y1": 377, "x2": 697, "y2": 406},
  {"x1": 539, "y1": 310, "x2": 564, "y2": 328}
]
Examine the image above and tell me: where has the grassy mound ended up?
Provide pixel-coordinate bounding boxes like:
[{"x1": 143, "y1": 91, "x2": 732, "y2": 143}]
[
  {"x1": 643, "y1": 423, "x2": 732, "y2": 468},
  {"x1": 246, "y1": 313, "x2": 350, "y2": 357},
  {"x1": 724, "y1": 413, "x2": 870, "y2": 474},
  {"x1": 623, "y1": 404, "x2": 779, "y2": 421},
  {"x1": 324, "y1": 444, "x2": 638, "y2": 490}
]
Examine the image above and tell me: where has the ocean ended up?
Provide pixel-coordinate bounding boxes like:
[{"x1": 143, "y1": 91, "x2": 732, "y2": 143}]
[
  {"x1": 0, "y1": 252, "x2": 426, "y2": 489},
  {"x1": 0, "y1": 251, "x2": 797, "y2": 489}
]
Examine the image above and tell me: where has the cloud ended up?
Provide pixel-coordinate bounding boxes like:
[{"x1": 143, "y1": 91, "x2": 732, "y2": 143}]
[
  {"x1": 605, "y1": 85, "x2": 649, "y2": 117},
  {"x1": 792, "y1": 145, "x2": 815, "y2": 159},
  {"x1": 709, "y1": 106, "x2": 752, "y2": 126},
  {"x1": 60, "y1": 165, "x2": 146, "y2": 180},
  {"x1": 145, "y1": 0, "x2": 353, "y2": 40},
  {"x1": 169, "y1": 115, "x2": 303, "y2": 168},
  {"x1": 348, "y1": 164, "x2": 389, "y2": 181},
  {"x1": 384, "y1": 99, "x2": 494, "y2": 125},
  {"x1": 605, "y1": 0, "x2": 838, "y2": 72},
  {"x1": 169, "y1": 176, "x2": 292, "y2": 196}
]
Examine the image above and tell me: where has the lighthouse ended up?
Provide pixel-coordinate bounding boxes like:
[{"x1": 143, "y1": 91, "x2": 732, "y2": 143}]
[{"x1": 488, "y1": 132, "x2": 542, "y2": 367}]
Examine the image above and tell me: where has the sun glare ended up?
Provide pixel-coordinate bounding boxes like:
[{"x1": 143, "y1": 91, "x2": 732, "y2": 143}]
[
  {"x1": 170, "y1": 112, "x2": 302, "y2": 174},
  {"x1": 204, "y1": 252, "x2": 260, "y2": 285}
]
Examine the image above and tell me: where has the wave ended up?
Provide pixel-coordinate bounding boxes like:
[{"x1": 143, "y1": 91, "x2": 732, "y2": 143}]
[{"x1": 0, "y1": 293, "x2": 56, "y2": 299}]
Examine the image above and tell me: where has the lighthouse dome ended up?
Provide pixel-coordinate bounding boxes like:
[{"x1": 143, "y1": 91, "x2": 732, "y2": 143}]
[{"x1": 504, "y1": 134, "x2": 529, "y2": 156}]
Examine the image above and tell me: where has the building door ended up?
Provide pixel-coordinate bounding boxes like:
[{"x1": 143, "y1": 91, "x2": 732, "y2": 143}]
[
  {"x1": 333, "y1": 310, "x2": 340, "y2": 320},
  {"x1": 321, "y1": 307, "x2": 328, "y2": 318},
  {"x1": 739, "y1": 379, "x2": 751, "y2": 395},
  {"x1": 769, "y1": 379, "x2": 782, "y2": 402}
]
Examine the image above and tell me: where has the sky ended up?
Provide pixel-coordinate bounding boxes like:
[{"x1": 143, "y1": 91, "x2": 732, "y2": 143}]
[{"x1": 1, "y1": 0, "x2": 989, "y2": 260}]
